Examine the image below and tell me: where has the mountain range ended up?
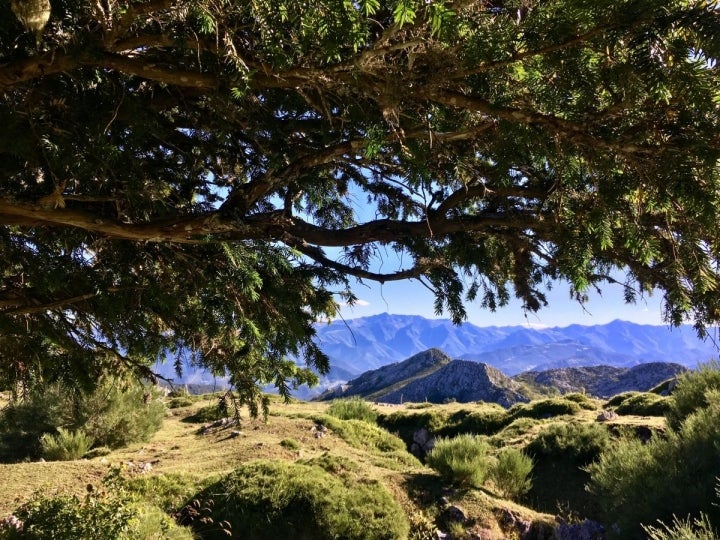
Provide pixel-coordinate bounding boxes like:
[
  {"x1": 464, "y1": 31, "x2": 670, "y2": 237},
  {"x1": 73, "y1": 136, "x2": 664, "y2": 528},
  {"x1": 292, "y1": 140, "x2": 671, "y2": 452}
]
[
  {"x1": 314, "y1": 314, "x2": 717, "y2": 379},
  {"x1": 154, "y1": 314, "x2": 719, "y2": 396},
  {"x1": 319, "y1": 348, "x2": 689, "y2": 403}
]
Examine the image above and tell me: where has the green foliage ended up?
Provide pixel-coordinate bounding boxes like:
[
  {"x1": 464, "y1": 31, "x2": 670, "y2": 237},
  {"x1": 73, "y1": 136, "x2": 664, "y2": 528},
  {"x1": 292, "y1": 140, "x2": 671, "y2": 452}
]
[
  {"x1": 0, "y1": 378, "x2": 165, "y2": 461},
  {"x1": 528, "y1": 422, "x2": 609, "y2": 465},
  {"x1": 280, "y1": 438, "x2": 301, "y2": 451},
  {"x1": 326, "y1": 397, "x2": 378, "y2": 423},
  {"x1": 167, "y1": 397, "x2": 194, "y2": 409},
  {"x1": 562, "y1": 393, "x2": 597, "y2": 410},
  {"x1": 124, "y1": 473, "x2": 209, "y2": 514},
  {"x1": 666, "y1": 361, "x2": 720, "y2": 431},
  {"x1": 182, "y1": 404, "x2": 227, "y2": 424},
  {"x1": 644, "y1": 514, "x2": 719, "y2": 540},
  {"x1": 449, "y1": 407, "x2": 510, "y2": 437},
  {"x1": 426, "y1": 434, "x2": 493, "y2": 487},
  {"x1": 79, "y1": 381, "x2": 166, "y2": 449},
  {"x1": 314, "y1": 414, "x2": 407, "y2": 453},
  {"x1": 39, "y1": 428, "x2": 93, "y2": 461},
  {"x1": 587, "y1": 399, "x2": 720, "y2": 537},
  {"x1": 605, "y1": 391, "x2": 640, "y2": 408},
  {"x1": 0, "y1": 468, "x2": 191, "y2": 540},
  {"x1": 508, "y1": 398, "x2": 581, "y2": 421},
  {"x1": 614, "y1": 392, "x2": 670, "y2": 416},
  {"x1": 489, "y1": 447, "x2": 534, "y2": 500},
  {"x1": 193, "y1": 460, "x2": 409, "y2": 540}
]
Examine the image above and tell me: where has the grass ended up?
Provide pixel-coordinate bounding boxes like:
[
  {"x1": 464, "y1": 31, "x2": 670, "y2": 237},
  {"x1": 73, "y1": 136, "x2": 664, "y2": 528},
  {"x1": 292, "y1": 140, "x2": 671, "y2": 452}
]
[{"x1": 0, "y1": 392, "x2": 667, "y2": 538}]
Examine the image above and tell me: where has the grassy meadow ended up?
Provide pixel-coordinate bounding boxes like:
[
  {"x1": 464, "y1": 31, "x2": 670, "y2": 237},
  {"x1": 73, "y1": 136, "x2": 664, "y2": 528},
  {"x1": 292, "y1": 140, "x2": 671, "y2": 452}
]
[{"x1": 2, "y1": 383, "x2": 695, "y2": 539}]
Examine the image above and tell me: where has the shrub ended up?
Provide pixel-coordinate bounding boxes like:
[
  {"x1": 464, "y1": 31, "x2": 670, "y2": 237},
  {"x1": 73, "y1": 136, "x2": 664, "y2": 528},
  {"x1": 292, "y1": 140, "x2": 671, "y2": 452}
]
[
  {"x1": 666, "y1": 361, "x2": 720, "y2": 431},
  {"x1": 449, "y1": 407, "x2": 509, "y2": 437},
  {"x1": 0, "y1": 468, "x2": 191, "y2": 540},
  {"x1": 527, "y1": 422, "x2": 609, "y2": 465},
  {"x1": 326, "y1": 397, "x2": 378, "y2": 423},
  {"x1": 508, "y1": 398, "x2": 580, "y2": 421},
  {"x1": 125, "y1": 473, "x2": 208, "y2": 514},
  {"x1": 0, "y1": 377, "x2": 166, "y2": 461},
  {"x1": 562, "y1": 392, "x2": 597, "y2": 410},
  {"x1": 182, "y1": 403, "x2": 227, "y2": 424},
  {"x1": 605, "y1": 391, "x2": 639, "y2": 408},
  {"x1": 587, "y1": 398, "x2": 720, "y2": 537},
  {"x1": 643, "y1": 514, "x2": 719, "y2": 540},
  {"x1": 313, "y1": 414, "x2": 406, "y2": 452},
  {"x1": 80, "y1": 380, "x2": 166, "y2": 449},
  {"x1": 191, "y1": 460, "x2": 409, "y2": 540},
  {"x1": 489, "y1": 447, "x2": 533, "y2": 500},
  {"x1": 280, "y1": 438, "x2": 300, "y2": 451},
  {"x1": 614, "y1": 392, "x2": 670, "y2": 416},
  {"x1": 40, "y1": 428, "x2": 93, "y2": 461},
  {"x1": 426, "y1": 434, "x2": 493, "y2": 487},
  {"x1": 167, "y1": 397, "x2": 194, "y2": 409}
]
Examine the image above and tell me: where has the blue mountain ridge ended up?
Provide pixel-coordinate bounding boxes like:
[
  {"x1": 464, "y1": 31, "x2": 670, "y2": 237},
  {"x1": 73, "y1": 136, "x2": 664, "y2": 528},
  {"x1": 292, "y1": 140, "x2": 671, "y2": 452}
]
[{"x1": 153, "y1": 314, "x2": 719, "y2": 394}]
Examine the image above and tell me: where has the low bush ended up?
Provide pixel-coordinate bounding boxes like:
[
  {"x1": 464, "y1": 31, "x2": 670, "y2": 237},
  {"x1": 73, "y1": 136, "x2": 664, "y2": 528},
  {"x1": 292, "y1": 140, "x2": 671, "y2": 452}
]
[
  {"x1": 313, "y1": 414, "x2": 406, "y2": 453},
  {"x1": 191, "y1": 459, "x2": 409, "y2": 540},
  {"x1": 326, "y1": 397, "x2": 378, "y2": 423},
  {"x1": 508, "y1": 398, "x2": 580, "y2": 421},
  {"x1": 449, "y1": 406, "x2": 509, "y2": 437},
  {"x1": 40, "y1": 428, "x2": 93, "y2": 461},
  {"x1": 605, "y1": 391, "x2": 638, "y2": 408},
  {"x1": 527, "y1": 422, "x2": 609, "y2": 465},
  {"x1": 280, "y1": 438, "x2": 300, "y2": 451},
  {"x1": 125, "y1": 473, "x2": 208, "y2": 514},
  {"x1": 489, "y1": 447, "x2": 533, "y2": 500},
  {"x1": 0, "y1": 378, "x2": 166, "y2": 461},
  {"x1": 562, "y1": 393, "x2": 597, "y2": 410},
  {"x1": 426, "y1": 434, "x2": 493, "y2": 487},
  {"x1": 167, "y1": 397, "x2": 194, "y2": 409},
  {"x1": 666, "y1": 360, "x2": 720, "y2": 431},
  {"x1": 614, "y1": 392, "x2": 669, "y2": 416},
  {"x1": 182, "y1": 403, "x2": 227, "y2": 424},
  {"x1": 643, "y1": 514, "x2": 718, "y2": 540},
  {"x1": 0, "y1": 469, "x2": 193, "y2": 540},
  {"x1": 587, "y1": 398, "x2": 720, "y2": 537}
]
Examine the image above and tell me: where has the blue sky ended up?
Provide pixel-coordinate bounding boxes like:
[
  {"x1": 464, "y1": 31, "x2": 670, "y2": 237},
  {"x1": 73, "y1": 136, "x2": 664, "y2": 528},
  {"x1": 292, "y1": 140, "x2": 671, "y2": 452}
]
[{"x1": 338, "y1": 276, "x2": 667, "y2": 328}]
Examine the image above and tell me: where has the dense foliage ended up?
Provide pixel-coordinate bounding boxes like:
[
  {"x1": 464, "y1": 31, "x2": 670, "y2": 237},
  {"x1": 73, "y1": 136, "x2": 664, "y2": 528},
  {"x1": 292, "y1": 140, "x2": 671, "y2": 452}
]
[
  {"x1": 426, "y1": 433, "x2": 493, "y2": 487},
  {"x1": 192, "y1": 459, "x2": 409, "y2": 540},
  {"x1": 1, "y1": 0, "x2": 719, "y2": 397},
  {"x1": 0, "y1": 377, "x2": 165, "y2": 461},
  {"x1": 588, "y1": 367, "x2": 720, "y2": 538}
]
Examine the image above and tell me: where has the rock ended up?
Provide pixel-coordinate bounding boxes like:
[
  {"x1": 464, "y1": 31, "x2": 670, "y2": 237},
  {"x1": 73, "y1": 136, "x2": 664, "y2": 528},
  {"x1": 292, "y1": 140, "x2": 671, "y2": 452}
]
[
  {"x1": 596, "y1": 410, "x2": 618, "y2": 422},
  {"x1": 411, "y1": 428, "x2": 436, "y2": 458},
  {"x1": 228, "y1": 430, "x2": 243, "y2": 438},
  {"x1": 554, "y1": 519, "x2": 605, "y2": 540},
  {"x1": 443, "y1": 504, "x2": 468, "y2": 524}
]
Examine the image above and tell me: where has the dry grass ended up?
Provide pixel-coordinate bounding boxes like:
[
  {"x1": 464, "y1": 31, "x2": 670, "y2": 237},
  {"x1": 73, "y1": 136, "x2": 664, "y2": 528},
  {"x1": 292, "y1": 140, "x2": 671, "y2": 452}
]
[{"x1": 0, "y1": 394, "x2": 666, "y2": 537}]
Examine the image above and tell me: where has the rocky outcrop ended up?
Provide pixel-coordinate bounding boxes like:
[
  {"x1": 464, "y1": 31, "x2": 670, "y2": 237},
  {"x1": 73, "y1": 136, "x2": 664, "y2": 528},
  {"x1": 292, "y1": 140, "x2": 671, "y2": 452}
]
[
  {"x1": 515, "y1": 362, "x2": 687, "y2": 398},
  {"x1": 379, "y1": 360, "x2": 528, "y2": 406},
  {"x1": 319, "y1": 348, "x2": 452, "y2": 400}
]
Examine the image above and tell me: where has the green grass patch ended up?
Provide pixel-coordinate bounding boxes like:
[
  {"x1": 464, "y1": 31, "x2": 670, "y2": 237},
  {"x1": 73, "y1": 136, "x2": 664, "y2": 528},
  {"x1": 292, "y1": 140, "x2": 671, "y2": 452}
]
[{"x1": 191, "y1": 459, "x2": 409, "y2": 540}]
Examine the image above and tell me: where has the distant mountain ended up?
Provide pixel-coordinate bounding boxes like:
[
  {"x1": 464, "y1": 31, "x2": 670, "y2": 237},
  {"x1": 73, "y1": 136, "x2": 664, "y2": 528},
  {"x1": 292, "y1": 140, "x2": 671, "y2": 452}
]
[
  {"x1": 152, "y1": 314, "x2": 718, "y2": 397},
  {"x1": 516, "y1": 362, "x2": 689, "y2": 398},
  {"x1": 321, "y1": 349, "x2": 528, "y2": 406},
  {"x1": 315, "y1": 314, "x2": 718, "y2": 379}
]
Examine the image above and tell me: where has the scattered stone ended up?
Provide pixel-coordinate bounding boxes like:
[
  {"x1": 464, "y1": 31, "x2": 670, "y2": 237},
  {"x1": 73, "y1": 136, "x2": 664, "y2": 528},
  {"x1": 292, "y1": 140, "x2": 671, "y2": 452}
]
[
  {"x1": 554, "y1": 519, "x2": 605, "y2": 540},
  {"x1": 596, "y1": 410, "x2": 618, "y2": 422},
  {"x1": 1, "y1": 515, "x2": 23, "y2": 532},
  {"x1": 37, "y1": 458, "x2": 45, "y2": 463},
  {"x1": 411, "y1": 428, "x2": 435, "y2": 458},
  {"x1": 228, "y1": 430, "x2": 243, "y2": 438}
]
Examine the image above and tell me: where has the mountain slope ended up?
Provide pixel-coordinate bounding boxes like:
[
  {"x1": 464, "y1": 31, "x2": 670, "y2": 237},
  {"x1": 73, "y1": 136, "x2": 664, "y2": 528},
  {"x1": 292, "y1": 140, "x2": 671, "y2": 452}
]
[
  {"x1": 515, "y1": 362, "x2": 688, "y2": 397},
  {"x1": 320, "y1": 350, "x2": 528, "y2": 406}
]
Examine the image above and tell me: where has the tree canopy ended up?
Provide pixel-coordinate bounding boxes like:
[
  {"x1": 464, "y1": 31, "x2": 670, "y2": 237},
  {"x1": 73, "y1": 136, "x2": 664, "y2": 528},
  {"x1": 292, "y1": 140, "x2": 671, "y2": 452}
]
[{"x1": 1, "y1": 0, "x2": 719, "y2": 403}]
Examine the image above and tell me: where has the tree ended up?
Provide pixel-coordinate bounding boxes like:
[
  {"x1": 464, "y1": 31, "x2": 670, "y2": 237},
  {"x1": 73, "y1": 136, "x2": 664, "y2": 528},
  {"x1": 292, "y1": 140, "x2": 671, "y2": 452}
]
[{"x1": 0, "y1": 0, "x2": 719, "y2": 405}]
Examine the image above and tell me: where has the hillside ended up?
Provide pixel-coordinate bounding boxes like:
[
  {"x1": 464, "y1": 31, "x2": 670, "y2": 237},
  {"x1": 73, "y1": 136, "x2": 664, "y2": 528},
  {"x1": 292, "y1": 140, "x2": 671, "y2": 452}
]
[
  {"x1": 516, "y1": 362, "x2": 689, "y2": 398},
  {"x1": 320, "y1": 348, "x2": 689, "y2": 405}
]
